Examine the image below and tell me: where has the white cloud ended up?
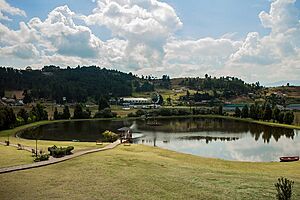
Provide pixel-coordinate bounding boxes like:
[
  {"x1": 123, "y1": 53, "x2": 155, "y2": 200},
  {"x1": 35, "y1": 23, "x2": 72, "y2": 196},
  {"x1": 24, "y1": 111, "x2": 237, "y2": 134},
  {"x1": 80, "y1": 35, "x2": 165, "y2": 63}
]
[
  {"x1": 224, "y1": 0, "x2": 300, "y2": 83},
  {"x1": 0, "y1": 0, "x2": 26, "y2": 21},
  {"x1": 83, "y1": 0, "x2": 182, "y2": 71},
  {"x1": 0, "y1": 43, "x2": 39, "y2": 59},
  {"x1": 0, "y1": 0, "x2": 299, "y2": 84}
]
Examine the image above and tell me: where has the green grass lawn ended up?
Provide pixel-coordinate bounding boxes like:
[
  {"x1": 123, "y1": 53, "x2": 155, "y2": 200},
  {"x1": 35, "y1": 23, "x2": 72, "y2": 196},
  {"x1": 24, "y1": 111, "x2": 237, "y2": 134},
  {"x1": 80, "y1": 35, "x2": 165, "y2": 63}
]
[
  {"x1": 0, "y1": 144, "x2": 299, "y2": 200},
  {"x1": 0, "y1": 145, "x2": 33, "y2": 168}
]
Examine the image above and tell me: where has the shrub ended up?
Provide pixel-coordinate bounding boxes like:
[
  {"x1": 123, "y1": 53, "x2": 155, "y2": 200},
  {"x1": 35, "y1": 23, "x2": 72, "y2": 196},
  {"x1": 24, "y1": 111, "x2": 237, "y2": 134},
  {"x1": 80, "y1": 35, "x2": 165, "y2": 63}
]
[
  {"x1": 136, "y1": 109, "x2": 146, "y2": 117},
  {"x1": 127, "y1": 112, "x2": 137, "y2": 118},
  {"x1": 34, "y1": 154, "x2": 50, "y2": 162},
  {"x1": 48, "y1": 145, "x2": 74, "y2": 158},
  {"x1": 275, "y1": 177, "x2": 294, "y2": 200},
  {"x1": 94, "y1": 108, "x2": 117, "y2": 118},
  {"x1": 102, "y1": 130, "x2": 118, "y2": 142}
]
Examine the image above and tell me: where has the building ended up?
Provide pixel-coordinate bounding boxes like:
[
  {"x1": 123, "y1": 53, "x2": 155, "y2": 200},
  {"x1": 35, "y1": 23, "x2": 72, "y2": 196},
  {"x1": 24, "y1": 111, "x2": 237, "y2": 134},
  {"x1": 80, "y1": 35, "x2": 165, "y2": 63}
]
[{"x1": 121, "y1": 98, "x2": 151, "y2": 105}]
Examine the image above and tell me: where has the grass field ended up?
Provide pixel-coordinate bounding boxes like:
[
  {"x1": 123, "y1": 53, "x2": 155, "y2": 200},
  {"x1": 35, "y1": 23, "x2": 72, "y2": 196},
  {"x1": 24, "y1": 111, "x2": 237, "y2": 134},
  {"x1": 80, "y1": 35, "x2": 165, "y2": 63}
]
[
  {"x1": 0, "y1": 144, "x2": 299, "y2": 200},
  {"x1": 0, "y1": 145, "x2": 32, "y2": 168}
]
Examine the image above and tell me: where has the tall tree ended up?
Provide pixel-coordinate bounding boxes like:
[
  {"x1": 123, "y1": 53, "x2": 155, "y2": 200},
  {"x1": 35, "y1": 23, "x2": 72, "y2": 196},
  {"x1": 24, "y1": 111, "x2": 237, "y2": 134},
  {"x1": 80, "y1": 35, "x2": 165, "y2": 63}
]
[
  {"x1": 98, "y1": 96, "x2": 110, "y2": 111},
  {"x1": 73, "y1": 104, "x2": 83, "y2": 119},
  {"x1": 241, "y1": 105, "x2": 249, "y2": 118},
  {"x1": 235, "y1": 107, "x2": 241, "y2": 118},
  {"x1": 263, "y1": 103, "x2": 272, "y2": 121},
  {"x1": 62, "y1": 105, "x2": 70, "y2": 119},
  {"x1": 249, "y1": 104, "x2": 257, "y2": 120},
  {"x1": 17, "y1": 108, "x2": 29, "y2": 123},
  {"x1": 272, "y1": 106, "x2": 281, "y2": 122},
  {"x1": 54, "y1": 108, "x2": 59, "y2": 120},
  {"x1": 283, "y1": 112, "x2": 294, "y2": 125}
]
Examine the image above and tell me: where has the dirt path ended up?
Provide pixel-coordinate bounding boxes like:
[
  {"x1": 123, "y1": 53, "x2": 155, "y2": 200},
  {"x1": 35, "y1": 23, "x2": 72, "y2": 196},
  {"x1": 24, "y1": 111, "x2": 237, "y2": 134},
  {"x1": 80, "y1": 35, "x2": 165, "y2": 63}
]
[{"x1": 0, "y1": 140, "x2": 121, "y2": 174}]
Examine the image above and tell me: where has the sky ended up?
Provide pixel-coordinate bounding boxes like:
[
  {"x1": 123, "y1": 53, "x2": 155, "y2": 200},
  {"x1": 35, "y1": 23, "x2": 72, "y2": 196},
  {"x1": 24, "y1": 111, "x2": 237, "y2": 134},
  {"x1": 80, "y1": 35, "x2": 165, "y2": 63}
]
[{"x1": 0, "y1": 0, "x2": 300, "y2": 85}]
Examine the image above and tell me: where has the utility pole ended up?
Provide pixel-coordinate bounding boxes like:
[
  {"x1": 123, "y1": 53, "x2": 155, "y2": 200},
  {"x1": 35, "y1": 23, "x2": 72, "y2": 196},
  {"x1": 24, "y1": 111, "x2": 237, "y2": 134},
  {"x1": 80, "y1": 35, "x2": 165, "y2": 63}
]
[{"x1": 35, "y1": 137, "x2": 38, "y2": 157}]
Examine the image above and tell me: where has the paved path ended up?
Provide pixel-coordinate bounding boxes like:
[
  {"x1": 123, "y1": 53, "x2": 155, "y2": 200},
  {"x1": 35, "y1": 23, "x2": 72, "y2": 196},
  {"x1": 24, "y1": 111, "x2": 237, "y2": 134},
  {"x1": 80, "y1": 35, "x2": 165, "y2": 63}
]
[
  {"x1": 0, "y1": 140, "x2": 121, "y2": 174},
  {"x1": 0, "y1": 141, "x2": 38, "y2": 153}
]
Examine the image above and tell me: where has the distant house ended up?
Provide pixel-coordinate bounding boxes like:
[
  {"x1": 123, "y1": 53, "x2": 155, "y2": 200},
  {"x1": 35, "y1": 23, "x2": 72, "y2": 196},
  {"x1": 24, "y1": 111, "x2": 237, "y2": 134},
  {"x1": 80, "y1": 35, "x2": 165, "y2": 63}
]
[{"x1": 121, "y1": 98, "x2": 151, "y2": 106}]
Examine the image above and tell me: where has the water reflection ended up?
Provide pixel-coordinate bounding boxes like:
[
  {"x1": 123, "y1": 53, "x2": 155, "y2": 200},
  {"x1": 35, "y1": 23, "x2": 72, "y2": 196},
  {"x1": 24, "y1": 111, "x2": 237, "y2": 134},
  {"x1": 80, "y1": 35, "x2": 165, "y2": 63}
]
[{"x1": 19, "y1": 117, "x2": 300, "y2": 162}]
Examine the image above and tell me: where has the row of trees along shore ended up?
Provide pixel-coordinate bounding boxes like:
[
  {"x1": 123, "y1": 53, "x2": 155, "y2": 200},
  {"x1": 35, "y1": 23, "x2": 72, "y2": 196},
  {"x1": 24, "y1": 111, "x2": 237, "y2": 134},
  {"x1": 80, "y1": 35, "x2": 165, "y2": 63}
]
[
  {"x1": 0, "y1": 102, "x2": 295, "y2": 131},
  {"x1": 234, "y1": 103, "x2": 294, "y2": 125},
  {"x1": 0, "y1": 104, "x2": 48, "y2": 130},
  {"x1": 0, "y1": 97, "x2": 116, "y2": 130}
]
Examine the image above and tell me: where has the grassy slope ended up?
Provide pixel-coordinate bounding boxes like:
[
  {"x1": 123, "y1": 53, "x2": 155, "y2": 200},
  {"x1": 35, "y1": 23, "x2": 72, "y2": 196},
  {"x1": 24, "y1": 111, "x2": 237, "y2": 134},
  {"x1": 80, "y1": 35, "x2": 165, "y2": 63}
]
[
  {"x1": 0, "y1": 144, "x2": 299, "y2": 200},
  {"x1": 0, "y1": 145, "x2": 32, "y2": 168}
]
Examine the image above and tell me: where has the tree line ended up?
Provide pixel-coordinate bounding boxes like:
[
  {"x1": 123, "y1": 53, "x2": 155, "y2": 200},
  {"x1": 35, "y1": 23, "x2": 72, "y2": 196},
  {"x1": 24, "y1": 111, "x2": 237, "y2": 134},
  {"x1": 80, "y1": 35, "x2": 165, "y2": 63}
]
[
  {"x1": 0, "y1": 104, "x2": 48, "y2": 130},
  {"x1": 0, "y1": 66, "x2": 136, "y2": 103},
  {"x1": 234, "y1": 103, "x2": 294, "y2": 125},
  {"x1": 179, "y1": 74, "x2": 262, "y2": 99}
]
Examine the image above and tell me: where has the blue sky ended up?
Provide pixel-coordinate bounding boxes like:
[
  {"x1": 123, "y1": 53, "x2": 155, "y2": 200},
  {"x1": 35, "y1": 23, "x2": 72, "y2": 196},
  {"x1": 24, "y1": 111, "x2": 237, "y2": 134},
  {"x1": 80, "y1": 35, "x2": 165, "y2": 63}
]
[
  {"x1": 0, "y1": 0, "x2": 300, "y2": 85},
  {"x1": 6, "y1": 0, "x2": 272, "y2": 39}
]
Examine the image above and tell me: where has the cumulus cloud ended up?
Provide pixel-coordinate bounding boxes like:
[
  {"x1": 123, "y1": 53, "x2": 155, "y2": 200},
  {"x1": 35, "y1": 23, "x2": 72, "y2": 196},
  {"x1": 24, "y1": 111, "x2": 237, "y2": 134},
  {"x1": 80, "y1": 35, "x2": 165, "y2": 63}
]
[
  {"x1": 0, "y1": 43, "x2": 39, "y2": 59},
  {"x1": 225, "y1": 0, "x2": 300, "y2": 83},
  {"x1": 83, "y1": 0, "x2": 182, "y2": 70},
  {"x1": 0, "y1": 0, "x2": 26, "y2": 21},
  {"x1": 0, "y1": 0, "x2": 300, "y2": 84}
]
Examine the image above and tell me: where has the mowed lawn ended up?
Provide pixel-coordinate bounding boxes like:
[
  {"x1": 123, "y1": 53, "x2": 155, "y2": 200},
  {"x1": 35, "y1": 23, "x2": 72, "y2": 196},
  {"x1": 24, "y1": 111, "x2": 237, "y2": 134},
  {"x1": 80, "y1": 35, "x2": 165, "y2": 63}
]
[
  {"x1": 0, "y1": 145, "x2": 32, "y2": 168},
  {"x1": 0, "y1": 144, "x2": 299, "y2": 200}
]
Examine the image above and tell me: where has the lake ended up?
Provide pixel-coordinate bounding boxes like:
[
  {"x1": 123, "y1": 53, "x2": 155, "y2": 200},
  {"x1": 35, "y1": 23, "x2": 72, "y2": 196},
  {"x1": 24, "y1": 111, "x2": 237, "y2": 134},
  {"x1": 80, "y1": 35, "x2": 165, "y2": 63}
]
[{"x1": 19, "y1": 117, "x2": 300, "y2": 162}]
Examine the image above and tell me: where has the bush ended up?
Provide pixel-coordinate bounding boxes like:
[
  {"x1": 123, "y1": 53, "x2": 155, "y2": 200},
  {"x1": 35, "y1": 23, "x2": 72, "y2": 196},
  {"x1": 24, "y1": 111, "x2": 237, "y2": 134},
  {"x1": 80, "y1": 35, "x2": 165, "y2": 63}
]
[
  {"x1": 102, "y1": 130, "x2": 119, "y2": 142},
  {"x1": 136, "y1": 109, "x2": 146, "y2": 117},
  {"x1": 127, "y1": 112, "x2": 137, "y2": 118},
  {"x1": 34, "y1": 154, "x2": 50, "y2": 162},
  {"x1": 94, "y1": 108, "x2": 117, "y2": 118},
  {"x1": 48, "y1": 145, "x2": 74, "y2": 158},
  {"x1": 275, "y1": 177, "x2": 294, "y2": 200}
]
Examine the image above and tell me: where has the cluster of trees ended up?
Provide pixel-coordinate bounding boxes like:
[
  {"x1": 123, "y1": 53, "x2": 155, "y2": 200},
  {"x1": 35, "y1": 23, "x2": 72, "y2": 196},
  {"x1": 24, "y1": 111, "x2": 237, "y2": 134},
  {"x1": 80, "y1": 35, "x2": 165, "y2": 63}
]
[
  {"x1": 128, "y1": 106, "x2": 223, "y2": 118},
  {"x1": 134, "y1": 81, "x2": 154, "y2": 92},
  {"x1": 53, "y1": 106, "x2": 70, "y2": 120},
  {"x1": 0, "y1": 104, "x2": 48, "y2": 130},
  {"x1": 71, "y1": 97, "x2": 117, "y2": 119},
  {"x1": 235, "y1": 104, "x2": 294, "y2": 124},
  {"x1": 0, "y1": 66, "x2": 135, "y2": 103},
  {"x1": 0, "y1": 107, "x2": 16, "y2": 130},
  {"x1": 179, "y1": 75, "x2": 262, "y2": 98}
]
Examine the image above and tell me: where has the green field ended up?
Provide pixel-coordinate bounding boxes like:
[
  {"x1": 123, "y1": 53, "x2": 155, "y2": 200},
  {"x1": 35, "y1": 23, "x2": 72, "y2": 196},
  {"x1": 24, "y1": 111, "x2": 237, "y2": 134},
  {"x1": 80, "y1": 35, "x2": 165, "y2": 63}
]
[
  {"x1": 0, "y1": 117, "x2": 299, "y2": 199},
  {"x1": 0, "y1": 144, "x2": 299, "y2": 200}
]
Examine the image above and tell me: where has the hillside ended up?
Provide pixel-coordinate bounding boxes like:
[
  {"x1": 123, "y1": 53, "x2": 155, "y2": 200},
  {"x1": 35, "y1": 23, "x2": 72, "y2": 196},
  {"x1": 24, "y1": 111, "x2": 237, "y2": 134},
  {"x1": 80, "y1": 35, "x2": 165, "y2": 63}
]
[
  {"x1": 1, "y1": 66, "x2": 299, "y2": 106},
  {"x1": 0, "y1": 66, "x2": 135, "y2": 103}
]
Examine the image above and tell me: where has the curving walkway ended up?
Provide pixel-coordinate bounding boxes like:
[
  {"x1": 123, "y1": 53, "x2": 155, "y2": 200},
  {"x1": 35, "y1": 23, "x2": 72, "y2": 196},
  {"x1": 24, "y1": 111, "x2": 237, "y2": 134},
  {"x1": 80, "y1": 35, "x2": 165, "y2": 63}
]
[
  {"x1": 0, "y1": 140, "x2": 121, "y2": 174},
  {"x1": 0, "y1": 141, "x2": 39, "y2": 153}
]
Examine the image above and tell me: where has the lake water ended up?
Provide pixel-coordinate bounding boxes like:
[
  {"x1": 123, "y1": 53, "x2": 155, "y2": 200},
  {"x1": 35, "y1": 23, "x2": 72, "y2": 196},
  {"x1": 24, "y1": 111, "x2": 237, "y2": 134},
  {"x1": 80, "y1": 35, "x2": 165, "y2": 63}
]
[{"x1": 19, "y1": 117, "x2": 300, "y2": 162}]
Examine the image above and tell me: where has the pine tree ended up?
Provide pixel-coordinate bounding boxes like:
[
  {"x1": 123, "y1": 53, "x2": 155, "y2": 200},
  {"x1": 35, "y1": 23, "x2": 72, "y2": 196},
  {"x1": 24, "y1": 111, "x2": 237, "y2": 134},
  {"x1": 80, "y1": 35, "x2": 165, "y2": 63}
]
[
  {"x1": 241, "y1": 105, "x2": 249, "y2": 118},
  {"x1": 235, "y1": 107, "x2": 241, "y2": 117},
  {"x1": 54, "y1": 108, "x2": 59, "y2": 120},
  {"x1": 263, "y1": 103, "x2": 272, "y2": 121},
  {"x1": 98, "y1": 96, "x2": 110, "y2": 111},
  {"x1": 62, "y1": 106, "x2": 70, "y2": 119},
  {"x1": 249, "y1": 104, "x2": 257, "y2": 119},
  {"x1": 272, "y1": 106, "x2": 280, "y2": 122},
  {"x1": 73, "y1": 104, "x2": 83, "y2": 119}
]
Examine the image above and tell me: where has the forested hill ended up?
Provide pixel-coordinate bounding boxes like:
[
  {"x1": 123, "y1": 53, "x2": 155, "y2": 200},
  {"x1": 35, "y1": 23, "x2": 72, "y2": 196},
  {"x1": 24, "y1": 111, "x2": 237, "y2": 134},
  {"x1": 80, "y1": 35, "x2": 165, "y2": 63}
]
[
  {"x1": 0, "y1": 66, "x2": 135, "y2": 103},
  {"x1": 0, "y1": 66, "x2": 265, "y2": 103}
]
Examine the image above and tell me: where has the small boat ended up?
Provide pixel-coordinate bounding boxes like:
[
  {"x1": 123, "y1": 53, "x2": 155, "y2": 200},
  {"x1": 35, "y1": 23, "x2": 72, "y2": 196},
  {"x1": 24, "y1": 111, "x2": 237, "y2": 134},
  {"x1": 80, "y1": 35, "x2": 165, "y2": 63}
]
[{"x1": 280, "y1": 156, "x2": 299, "y2": 162}]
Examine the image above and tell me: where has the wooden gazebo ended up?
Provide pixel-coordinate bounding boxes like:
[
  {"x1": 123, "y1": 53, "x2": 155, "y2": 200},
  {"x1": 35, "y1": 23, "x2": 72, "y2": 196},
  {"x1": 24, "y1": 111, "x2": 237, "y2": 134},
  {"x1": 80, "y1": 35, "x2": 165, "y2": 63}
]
[{"x1": 117, "y1": 127, "x2": 133, "y2": 143}]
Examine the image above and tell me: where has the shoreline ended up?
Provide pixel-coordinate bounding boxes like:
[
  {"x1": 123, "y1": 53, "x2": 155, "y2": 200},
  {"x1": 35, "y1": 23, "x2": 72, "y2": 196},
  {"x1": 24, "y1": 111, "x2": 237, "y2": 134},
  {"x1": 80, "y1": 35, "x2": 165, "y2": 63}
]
[{"x1": 1, "y1": 114, "x2": 299, "y2": 139}]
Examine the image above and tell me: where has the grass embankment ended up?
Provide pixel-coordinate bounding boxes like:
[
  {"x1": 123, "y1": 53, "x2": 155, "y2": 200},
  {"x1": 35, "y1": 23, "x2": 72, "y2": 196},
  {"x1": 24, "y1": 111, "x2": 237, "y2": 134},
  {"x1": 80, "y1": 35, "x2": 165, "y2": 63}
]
[
  {"x1": 0, "y1": 144, "x2": 299, "y2": 200},
  {"x1": 0, "y1": 120, "x2": 107, "y2": 168}
]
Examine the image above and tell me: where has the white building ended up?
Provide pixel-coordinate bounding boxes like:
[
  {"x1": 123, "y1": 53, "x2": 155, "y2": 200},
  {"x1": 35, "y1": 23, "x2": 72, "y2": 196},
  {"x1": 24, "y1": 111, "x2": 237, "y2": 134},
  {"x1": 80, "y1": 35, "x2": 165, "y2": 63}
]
[{"x1": 122, "y1": 98, "x2": 151, "y2": 105}]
